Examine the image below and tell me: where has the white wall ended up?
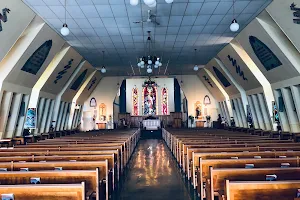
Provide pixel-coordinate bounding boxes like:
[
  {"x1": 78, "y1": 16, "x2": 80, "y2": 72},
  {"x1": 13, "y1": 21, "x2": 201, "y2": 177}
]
[
  {"x1": 126, "y1": 78, "x2": 175, "y2": 115},
  {"x1": 82, "y1": 76, "x2": 121, "y2": 131},
  {"x1": 176, "y1": 75, "x2": 219, "y2": 124}
]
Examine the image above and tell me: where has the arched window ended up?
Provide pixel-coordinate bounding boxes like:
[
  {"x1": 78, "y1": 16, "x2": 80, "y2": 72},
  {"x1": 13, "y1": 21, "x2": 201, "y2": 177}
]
[
  {"x1": 161, "y1": 87, "x2": 168, "y2": 115},
  {"x1": 132, "y1": 87, "x2": 139, "y2": 115},
  {"x1": 143, "y1": 85, "x2": 157, "y2": 115}
]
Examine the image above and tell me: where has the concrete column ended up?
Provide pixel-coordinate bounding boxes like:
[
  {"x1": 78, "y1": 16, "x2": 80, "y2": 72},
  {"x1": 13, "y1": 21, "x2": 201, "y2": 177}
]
[
  {"x1": 75, "y1": 106, "x2": 83, "y2": 129},
  {"x1": 34, "y1": 98, "x2": 45, "y2": 135},
  {"x1": 281, "y1": 87, "x2": 300, "y2": 133},
  {"x1": 223, "y1": 101, "x2": 231, "y2": 124},
  {"x1": 251, "y1": 94, "x2": 265, "y2": 130},
  {"x1": 56, "y1": 102, "x2": 65, "y2": 131},
  {"x1": 15, "y1": 94, "x2": 29, "y2": 137},
  {"x1": 247, "y1": 95, "x2": 259, "y2": 129},
  {"x1": 233, "y1": 98, "x2": 243, "y2": 127},
  {"x1": 237, "y1": 98, "x2": 247, "y2": 128},
  {"x1": 4, "y1": 93, "x2": 23, "y2": 138},
  {"x1": 257, "y1": 93, "x2": 272, "y2": 130},
  {"x1": 40, "y1": 98, "x2": 50, "y2": 133},
  {"x1": 273, "y1": 89, "x2": 290, "y2": 132},
  {"x1": 0, "y1": 91, "x2": 13, "y2": 139},
  {"x1": 60, "y1": 102, "x2": 69, "y2": 130},
  {"x1": 230, "y1": 99, "x2": 240, "y2": 127},
  {"x1": 218, "y1": 102, "x2": 225, "y2": 118},
  {"x1": 72, "y1": 108, "x2": 79, "y2": 129},
  {"x1": 45, "y1": 99, "x2": 55, "y2": 132},
  {"x1": 290, "y1": 85, "x2": 300, "y2": 127},
  {"x1": 64, "y1": 103, "x2": 71, "y2": 130}
]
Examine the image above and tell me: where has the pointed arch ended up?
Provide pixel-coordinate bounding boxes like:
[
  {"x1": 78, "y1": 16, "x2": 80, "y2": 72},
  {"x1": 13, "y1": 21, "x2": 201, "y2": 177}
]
[
  {"x1": 161, "y1": 87, "x2": 168, "y2": 115},
  {"x1": 142, "y1": 85, "x2": 157, "y2": 115},
  {"x1": 132, "y1": 87, "x2": 139, "y2": 116}
]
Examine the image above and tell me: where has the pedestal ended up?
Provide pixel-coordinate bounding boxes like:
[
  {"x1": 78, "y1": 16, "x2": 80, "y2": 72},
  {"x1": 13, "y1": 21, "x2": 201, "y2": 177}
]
[
  {"x1": 97, "y1": 123, "x2": 106, "y2": 129},
  {"x1": 196, "y1": 121, "x2": 206, "y2": 128}
]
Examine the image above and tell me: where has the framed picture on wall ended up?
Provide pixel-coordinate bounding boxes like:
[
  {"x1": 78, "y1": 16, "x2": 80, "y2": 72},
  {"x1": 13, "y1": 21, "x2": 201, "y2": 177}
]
[{"x1": 90, "y1": 97, "x2": 97, "y2": 107}]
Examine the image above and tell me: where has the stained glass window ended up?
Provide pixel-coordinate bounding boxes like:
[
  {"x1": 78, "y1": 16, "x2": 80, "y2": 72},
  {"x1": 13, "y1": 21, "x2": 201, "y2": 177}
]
[
  {"x1": 132, "y1": 87, "x2": 139, "y2": 116},
  {"x1": 143, "y1": 85, "x2": 157, "y2": 115},
  {"x1": 161, "y1": 87, "x2": 168, "y2": 115}
]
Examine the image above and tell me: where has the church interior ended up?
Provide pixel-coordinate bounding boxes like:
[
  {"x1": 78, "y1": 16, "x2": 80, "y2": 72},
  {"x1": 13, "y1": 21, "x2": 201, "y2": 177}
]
[{"x1": 0, "y1": 0, "x2": 300, "y2": 199}]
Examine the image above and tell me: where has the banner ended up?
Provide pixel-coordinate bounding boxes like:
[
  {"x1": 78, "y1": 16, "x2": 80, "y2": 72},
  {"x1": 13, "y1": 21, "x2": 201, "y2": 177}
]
[{"x1": 24, "y1": 108, "x2": 37, "y2": 129}]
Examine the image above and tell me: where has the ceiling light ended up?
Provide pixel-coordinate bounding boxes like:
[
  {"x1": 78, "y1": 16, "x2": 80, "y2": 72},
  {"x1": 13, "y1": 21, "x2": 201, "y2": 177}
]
[
  {"x1": 193, "y1": 65, "x2": 199, "y2": 71},
  {"x1": 60, "y1": 0, "x2": 69, "y2": 36},
  {"x1": 138, "y1": 62, "x2": 142, "y2": 67},
  {"x1": 158, "y1": 62, "x2": 162, "y2": 67},
  {"x1": 143, "y1": 0, "x2": 155, "y2": 6},
  {"x1": 154, "y1": 64, "x2": 159, "y2": 69},
  {"x1": 147, "y1": 68, "x2": 153, "y2": 73},
  {"x1": 140, "y1": 64, "x2": 145, "y2": 68},
  {"x1": 148, "y1": 1, "x2": 156, "y2": 7},
  {"x1": 230, "y1": 0, "x2": 239, "y2": 32},
  {"x1": 101, "y1": 66, "x2": 106, "y2": 73},
  {"x1": 130, "y1": 0, "x2": 139, "y2": 6},
  {"x1": 165, "y1": 0, "x2": 173, "y2": 3},
  {"x1": 230, "y1": 19, "x2": 239, "y2": 32}
]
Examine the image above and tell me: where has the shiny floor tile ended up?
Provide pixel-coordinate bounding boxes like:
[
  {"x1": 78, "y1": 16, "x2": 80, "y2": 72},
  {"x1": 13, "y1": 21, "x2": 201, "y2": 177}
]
[{"x1": 119, "y1": 139, "x2": 191, "y2": 200}]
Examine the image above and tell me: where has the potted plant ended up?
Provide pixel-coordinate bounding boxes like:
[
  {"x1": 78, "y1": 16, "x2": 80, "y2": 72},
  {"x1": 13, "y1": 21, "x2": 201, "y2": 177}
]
[{"x1": 189, "y1": 115, "x2": 195, "y2": 128}]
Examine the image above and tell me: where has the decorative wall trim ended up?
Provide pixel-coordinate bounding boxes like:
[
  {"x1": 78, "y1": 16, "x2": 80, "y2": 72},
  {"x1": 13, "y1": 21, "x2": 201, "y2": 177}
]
[
  {"x1": 212, "y1": 66, "x2": 231, "y2": 88},
  {"x1": 21, "y1": 40, "x2": 52, "y2": 75},
  {"x1": 0, "y1": 8, "x2": 10, "y2": 32},
  {"x1": 54, "y1": 59, "x2": 73, "y2": 84},
  {"x1": 88, "y1": 76, "x2": 97, "y2": 91},
  {"x1": 249, "y1": 36, "x2": 282, "y2": 71},
  {"x1": 290, "y1": 3, "x2": 300, "y2": 24},
  {"x1": 70, "y1": 69, "x2": 87, "y2": 91},
  {"x1": 203, "y1": 75, "x2": 213, "y2": 87},
  {"x1": 227, "y1": 55, "x2": 248, "y2": 81}
]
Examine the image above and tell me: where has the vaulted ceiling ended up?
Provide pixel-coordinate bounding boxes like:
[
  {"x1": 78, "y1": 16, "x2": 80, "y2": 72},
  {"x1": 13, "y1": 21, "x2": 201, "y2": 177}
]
[{"x1": 22, "y1": 0, "x2": 272, "y2": 76}]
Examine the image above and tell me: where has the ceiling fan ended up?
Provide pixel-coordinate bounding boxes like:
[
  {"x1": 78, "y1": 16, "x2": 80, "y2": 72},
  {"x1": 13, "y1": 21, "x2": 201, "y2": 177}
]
[{"x1": 133, "y1": 10, "x2": 160, "y2": 25}]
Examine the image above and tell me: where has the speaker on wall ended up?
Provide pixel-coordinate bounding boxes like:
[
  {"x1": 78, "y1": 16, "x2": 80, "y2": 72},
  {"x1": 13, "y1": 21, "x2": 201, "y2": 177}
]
[{"x1": 278, "y1": 97, "x2": 284, "y2": 112}]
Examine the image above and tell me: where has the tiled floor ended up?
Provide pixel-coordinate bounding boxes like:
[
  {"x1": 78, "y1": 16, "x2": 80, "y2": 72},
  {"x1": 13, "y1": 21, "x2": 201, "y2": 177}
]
[{"x1": 118, "y1": 139, "x2": 191, "y2": 200}]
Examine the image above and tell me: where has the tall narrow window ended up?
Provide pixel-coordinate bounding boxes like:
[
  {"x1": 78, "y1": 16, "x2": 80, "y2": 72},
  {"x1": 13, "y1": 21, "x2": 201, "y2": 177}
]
[
  {"x1": 161, "y1": 87, "x2": 168, "y2": 115},
  {"x1": 143, "y1": 85, "x2": 157, "y2": 115},
  {"x1": 132, "y1": 87, "x2": 139, "y2": 116}
]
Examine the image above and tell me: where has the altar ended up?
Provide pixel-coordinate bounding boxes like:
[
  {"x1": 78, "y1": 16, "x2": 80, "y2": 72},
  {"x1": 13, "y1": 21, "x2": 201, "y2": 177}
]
[{"x1": 142, "y1": 119, "x2": 161, "y2": 130}]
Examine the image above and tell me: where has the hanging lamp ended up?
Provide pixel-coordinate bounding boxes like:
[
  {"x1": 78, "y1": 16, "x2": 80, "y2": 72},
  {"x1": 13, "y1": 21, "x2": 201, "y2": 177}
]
[
  {"x1": 101, "y1": 51, "x2": 107, "y2": 73},
  {"x1": 60, "y1": 0, "x2": 70, "y2": 36},
  {"x1": 230, "y1": 0, "x2": 239, "y2": 32}
]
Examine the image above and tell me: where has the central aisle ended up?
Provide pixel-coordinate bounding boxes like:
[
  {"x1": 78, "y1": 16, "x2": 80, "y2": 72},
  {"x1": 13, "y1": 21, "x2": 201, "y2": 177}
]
[{"x1": 119, "y1": 139, "x2": 191, "y2": 200}]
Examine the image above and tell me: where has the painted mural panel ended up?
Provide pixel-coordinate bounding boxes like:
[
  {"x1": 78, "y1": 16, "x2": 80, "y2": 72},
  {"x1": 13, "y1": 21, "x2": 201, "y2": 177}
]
[
  {"x1": 77, "y1": 71, "x2": 101, "y2": 105},
  {"x1": 197, "y1": 69, "x2": 225, "y2": 101},
  {"x1": 266, "y1": 0, "x2": 300, "y2": 52},
  {"x1": 132, "y1": 87, "x2": 139, "y2": 116},
  {"x1": 235, "y1": 11, "x2": 300, "y2": 84},
  {"x1": 217, "y1": 43, "x2": 262, "y2": 91},
  {"x1": 24, "y1": 108, "x2": 37, "y2": 129},
  {"x1": 0, "y1": 0, "x2": 35, "y2": 63},
  {"x1": 161, "y1": 87, "x2": 168, "y2": 115},
  {"x1": 3, "y1": 22, "x2": 65, "y2": 91},
  {"x1": 21, "y1": 40, "x2": 52, "y2": 75},
  {"x1": 61, "y1": 60, "x2": 94, "y2": 102},
  {"x1": 206, "y1": 58, "x2": 239, "y2": 96},
  {"x1": 41, "y1": 47, "x2": 82, "y2": 95}
]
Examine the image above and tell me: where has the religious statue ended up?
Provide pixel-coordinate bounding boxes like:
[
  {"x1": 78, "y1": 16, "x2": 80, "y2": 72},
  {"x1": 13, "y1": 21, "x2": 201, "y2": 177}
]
[{"x1": 195, "y1": 101, "x2": 202, "y2": 119}]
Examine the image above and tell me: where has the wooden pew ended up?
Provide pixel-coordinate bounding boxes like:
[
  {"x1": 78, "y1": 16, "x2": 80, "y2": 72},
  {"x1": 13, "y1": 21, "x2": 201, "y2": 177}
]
[
  {"x1": 209, "y1": 167, "x2": 300, "y2": 200},
  {"x1": 0, "y1": 169, "x2": 100, "y2": 200},
  {"x1": 197, "y1": 157, "x2": 300, "y2": 200},
  {"x1": 0, "y1": 160, "x2": 111, "y2": 200},
  {"x1": 225, "y1": 180, "x2": 300, "y2": 200},
  {"x1": 0, "y1": 182, "x2": 85, "y2": 200}
]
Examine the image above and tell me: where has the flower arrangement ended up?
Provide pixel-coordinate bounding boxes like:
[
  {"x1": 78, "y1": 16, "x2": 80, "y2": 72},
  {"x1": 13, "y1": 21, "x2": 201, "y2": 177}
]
[{"x1": 189, "y1": 115, "x2": 195, "y2": 125}]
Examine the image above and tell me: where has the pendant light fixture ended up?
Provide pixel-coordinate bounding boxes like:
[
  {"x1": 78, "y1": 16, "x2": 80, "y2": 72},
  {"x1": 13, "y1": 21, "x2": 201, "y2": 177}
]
[
  {"x1": 165, "y1": 0, "x2": 173, "y2": 3},
  {"x1": 193, "y1": 49, "x2": 199, "y2": 71},
  {"x1": 230, "y1": 0, "x2": 239, "y2": 32},
  {"x1": 60, "y1": 0, "x2": 70, "y2": 36},
  {"x1": 101, "y1": 51, "x2": 107, "y2": 73},
  {"x1": 130, "y1": 0, "x2": 139, "y2": 6}
]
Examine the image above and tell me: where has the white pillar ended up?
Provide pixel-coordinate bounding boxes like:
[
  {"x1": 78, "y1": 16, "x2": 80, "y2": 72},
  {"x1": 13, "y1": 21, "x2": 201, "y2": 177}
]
[
  {"x1": 237, "y1": 98, "x2": 247, "y2": 128},
  {"x1": 4, "y1": 93, "x2": 23, "y2": 138},
  {"x1": 60, "y1": 102, "x2": 69, "y2": 130},
  {"x1": 273, "y1": 89, "x2": 290, "y2": 132},
  {"x1": 223, "y1": 101, "x2": 231, "y2": 124},
  {"x1": 291, "y1": 85, "x2": 300, "y2": 126},
  {"x1": 247, "y1": 95, "x2": 259, "y2": 129},
  {"x1": 45, "y1": 99, "x2": 55, "y2": 132},
  {"x1": 15, "y1": 94, "x2": 29, "y2": 137},
  {"x1": 40, "y1": 98, "x2": 50, "y2": 133},
  {"x1": 231, "y1": 99, "x2": 241, "y2": 127},
  {"x1": 251, "y1": 94, "x2": 265, "y2": 130},
  {"x1": 281, "y1": 87, "x2": 300, "y2": 133},
  {"x1": 34, "y1": 98, "x2": 45, "y2": 135},
  {"x1": 233, "y1": 98, "x2": 243, "y2": 127},
  {"x1": 257, "y1": 93, "x2": 272, "y2": 130},
  {"x1": 218, "y1": 102, "x2": 225, "y2": 118},
  {"x1": 75, "y1": 106, "x2": 83, "y2": 129},
  {"x1": 56, "y1": 102, "x2": 65, "y2": 131},
  {"x1": 64, "y1": 103, "x2": 71, "y2": 130},
  {"x1": 0, "y1": 91, "x2": 13, "y2": 139}
]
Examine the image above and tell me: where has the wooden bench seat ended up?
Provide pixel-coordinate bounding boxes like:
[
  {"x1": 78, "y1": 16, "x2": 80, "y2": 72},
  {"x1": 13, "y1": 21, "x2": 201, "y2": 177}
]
[
  {"x1": 0, "y1": 182, "x2": 85, "y2": 200},
  {"x1": 209, "y1": 167, "x2": 300, "y2": 200},
  {"x1": 0, "y1": 169, "x2": 100, "y2": 200}
]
